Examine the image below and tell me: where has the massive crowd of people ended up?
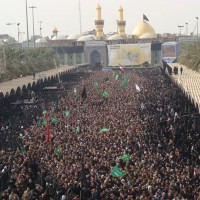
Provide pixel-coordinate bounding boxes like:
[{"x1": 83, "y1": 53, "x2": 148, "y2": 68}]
[{"x1": 0, "y1": 68, "x2": 199, "y2": 200}]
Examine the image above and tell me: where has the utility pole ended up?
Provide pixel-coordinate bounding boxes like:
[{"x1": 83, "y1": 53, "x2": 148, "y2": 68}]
[
  {"x1": 3, "y1": 45, "x2": 6, "y2": 71},
  {"x1": 196, "y1": 17, "x2": 199, "y2": 41},
  {"x1": 6, "y1": 22, "x2": 20, "y2": 43},
  {"x1": 196, "y1": 17, "x2": 199, "y2": 47},
  {"x1": 17, "y1": 23, "x2": 20, "y2": 42},
  {"x1": 39, "y1": 21, "x2": 42, "y2": 37},
  {"x1": 25, "y1": 0, "x2": 29, "y2": 48},
  {"x1": 185, "y1": 23, "x2": 189, "y2": 54},
  {"x1": 79, "y1": 0, "x2": 82, "y2": 34},
  {"x1": 29, "y1": 6, "x2": 37, "y2": 48},
  {"x1": 178, "y1": 25, "x2": 184, "y2": 55},
  {"x1": 178, "y1": 25, "x2": 184, "y2": 37},
  {"x1": 185, "y1": 23, "x2": 188, "y2": 36}
]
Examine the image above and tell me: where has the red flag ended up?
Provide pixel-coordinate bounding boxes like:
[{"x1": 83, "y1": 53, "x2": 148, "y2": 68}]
[
  {"x1": 46, "y1": 115, "x2": 50, "y2": 144},
  {"x1": 119, "y1": 63, "x2": 125, "y2": 74}
]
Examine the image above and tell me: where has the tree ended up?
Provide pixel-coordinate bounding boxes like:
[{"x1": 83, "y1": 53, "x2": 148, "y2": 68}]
[
  {"x1": 179, "y1": 40, "x2": 200, "y2": 71},
  {"x1": 0, "y1": 46, "x2": 57, "y2": 82}
]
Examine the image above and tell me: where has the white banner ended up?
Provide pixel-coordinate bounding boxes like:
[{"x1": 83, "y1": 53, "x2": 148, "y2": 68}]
[{"x1": 107, "y1": 43, "x2": 151, "y2": 66}]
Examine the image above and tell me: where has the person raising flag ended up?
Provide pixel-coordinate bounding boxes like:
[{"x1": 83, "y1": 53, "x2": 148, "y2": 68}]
[{"x1": 81, "y1": 86, "x2": 87, "y2": 101}]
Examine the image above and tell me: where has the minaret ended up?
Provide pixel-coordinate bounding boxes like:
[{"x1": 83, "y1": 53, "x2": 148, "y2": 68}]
[
  {"x1": 117, "y1": 6, "x2": 126, "y2": 37},
  {"x1": 52, "y1": 26, "x2": 58, "y2": 37},
  {"x1": 95, "y1": 4, "x2": 104, "y2": 38}
]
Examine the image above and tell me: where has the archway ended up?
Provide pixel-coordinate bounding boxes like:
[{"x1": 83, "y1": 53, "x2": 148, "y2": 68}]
[{"x1": 90, "y1": 50, "x2": 101, "y2": 68}]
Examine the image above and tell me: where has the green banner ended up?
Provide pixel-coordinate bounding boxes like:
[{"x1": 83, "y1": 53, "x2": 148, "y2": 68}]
[
  {"x1": 51, "y1": 117, "x2": 58, "y2": 124},
  {"x1": 111, "y1": 166, "x2": 126, "y2": 177},
  {"x1": 102, "y1": 91, "x2": 109, "y2": 97},
  {"x1": 56, "y1": 147, "x2": 61, "y2": 154},
  {"x1": 65, "y1": 110, "x2": 70, "y2": 117},
  {"x1": 121, "y1": 75, "x2": 128, "y2": 90},
  {"x1": 120, "y1": 154, "x2": 131, "y2": 162},
  {"x1": 76, "y1": 126, "x2": 80, "y2": 133},
  {"x1": 99, "y1": 127, "x2": 109, "y2": 133},
  {"x1": 94, "y1": 81, "x2": 99, "y2": 86}
]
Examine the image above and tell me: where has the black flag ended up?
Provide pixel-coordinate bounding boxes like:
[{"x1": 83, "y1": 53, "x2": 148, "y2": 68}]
[
  {"x1": 81, "y1": 86, "x2": 87, "y2": 101},
  {"x1": 143, "y1": 14, "x2": 149, "y2": 21}
]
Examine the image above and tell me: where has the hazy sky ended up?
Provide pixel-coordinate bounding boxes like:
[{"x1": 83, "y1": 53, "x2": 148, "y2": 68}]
[{"x1": 0, "y1": 0, "x2": 199, "y2": 41}]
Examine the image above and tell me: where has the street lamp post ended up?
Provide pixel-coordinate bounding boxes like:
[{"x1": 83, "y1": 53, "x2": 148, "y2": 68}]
[
  {"x1": 79, "y1": 0, "x2": 82, "y2": 34},
  {"x1": 29, "y1": 6, "x2": 37, "y2": 48},
  {"x1": 178, "y1": 25, "x2": 184, "y2": 37},
  {"x1": 6, "y1": 22, "x2": 20, "y2": 43},
  {"x1": 2, "y1": 42, "x2": 7, "y2": 71},
  {"x1": 185, "y1": 23, "x2": 189, "y2": 54},
  {"x1": 178, "y1": 25, "x2": 184, "y2": 55},
  {"x1": 185, "y1": 23, "x2": 188, "y2": 36},
  {"x1": 196, "y1": 17, "x2": 199, "y2": 41},
  {"x1": 196, "y1": 17, "x2": 199, "y2": 51},
  {"x1": 17, "y1": 23, "x2": 20, "y2": 42},
  {"x1": 38, "y1": 21, "x2": 42, "y2": 37},
  {"x1": 25, "y1": 0, "x2": 29, "y2": 48}
]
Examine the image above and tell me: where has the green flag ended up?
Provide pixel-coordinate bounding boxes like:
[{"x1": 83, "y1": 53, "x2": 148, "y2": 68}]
[
  {"x1": 111, "y1": 166, "x2": 126, "y2": 177},
  {"x1": 19, "y1": 144, "x2": 26, "y2": 154},
  {"x1": 38, "y1": 115, "x2": 47, "y2": 127},
  {"x1": 112, "y1": 71, "x2": 115, "y2": 77},
  {"x1": 102, "y1": 91, "x2": 109, "y2": 97},
  {"x1": 42, "y1": 118, "x2": 46, "y2": 126},
  {"x1": 115, "y1": 73, "x2": 122, "y2": 81},
  {"x1": 65, "y1": 110, "x2": 70, "y2": 117},
  {"x1": 42, "y1": 110, "x2": 48, "y2": 115},
  {"x1": 120, "y1": 154, "x2": 131, "y2": 162},
  {"x1": 94, "y1": 81, "x2": 99, "y2": 86},
  {"x1": 121, "y1": 75, "x2": 128, "y2": 90},
  {"x1": 51, "y1": 117, "x2": 58, "y2": 124},
  {"x1": 103, "y1": 77, "x2": 110, "y2": 82},
  {"x1": 55, "y1": 147, "x2": 61, "y2": 154},
  {"x1": 75, "y1": 95, "x2": 80, "y2": 100},
  {"x1": 99, "y1": 127, "x2": 109, "y2": 133},
  {"x1": 138, "y1": 69, "x2": 143, "y2": 76},
  {"x1": 76, "y1": 126, "x2": 80, "y2": 133},
  {"x1": 38, "y1": 119, "x2": 43, "y2": 127},
  {"x1": 8, "y1": 119, "x2": 12, "y2": 129}
]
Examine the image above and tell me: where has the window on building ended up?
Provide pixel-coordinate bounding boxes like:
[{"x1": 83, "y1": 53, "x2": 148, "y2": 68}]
[{"x1": 76, "y1": 53, "x2": 82, "y2": 64}]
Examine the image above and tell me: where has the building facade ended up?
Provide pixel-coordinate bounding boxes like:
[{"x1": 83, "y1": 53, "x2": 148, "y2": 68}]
[{"x1": 1, "y1": 4, "x2": 184, "y2": 71}]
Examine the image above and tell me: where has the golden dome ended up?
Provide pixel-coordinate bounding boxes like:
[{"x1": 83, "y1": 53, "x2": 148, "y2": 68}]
[{"x1": 133, "y1": 21, "x2": 156, "y2": 38}]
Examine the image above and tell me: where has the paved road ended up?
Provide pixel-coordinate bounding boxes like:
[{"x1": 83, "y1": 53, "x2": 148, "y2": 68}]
[
  {"x1": 0, "y1": 65, "x2": 77, "y2": 95},
  {"x1": 168, "y1": 63, "x2": 200, "y2": 111}
]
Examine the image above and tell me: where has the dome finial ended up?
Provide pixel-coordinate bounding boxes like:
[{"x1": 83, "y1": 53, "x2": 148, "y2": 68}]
[
  {"x1": 97, "y1": 3, "x2": 101, "y2": 9},
  {"x1": 119, "y1": 6, "x2": 123, "y2": 11},
  {"x1": 52, "y1": 26, "x2": 58, "y2": 36}
]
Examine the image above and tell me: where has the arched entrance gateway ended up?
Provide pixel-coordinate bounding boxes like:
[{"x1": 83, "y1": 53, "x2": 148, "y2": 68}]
[{"x1": 90, "y1": 50, "x2": 102, "y2": 68}]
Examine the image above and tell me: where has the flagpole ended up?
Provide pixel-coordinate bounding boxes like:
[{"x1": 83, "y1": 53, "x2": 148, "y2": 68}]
[
  {"x1": 46, "y1": 115, "x2": 50, "y2": 144},
  {"x1": 25, "y1": 0, "x2": 29, "y2": 48},
  {"x1": 80, "y1": 145, "x2": 85, "y2": 200},
  {"x1": 79, "y1": 0, "x2": 82, "y2": 34},
  {"x1": 196, "y1": 17, "x2": 199, "y2": 48}
]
